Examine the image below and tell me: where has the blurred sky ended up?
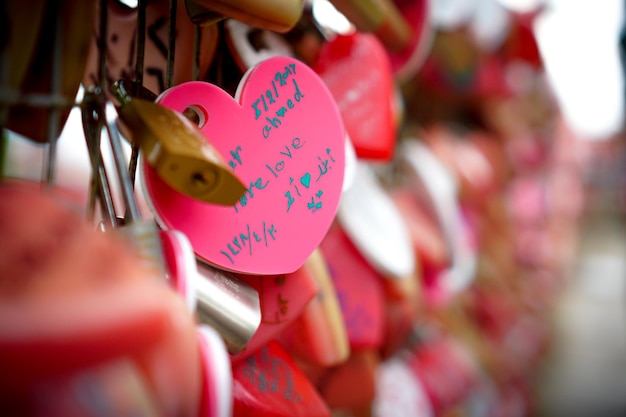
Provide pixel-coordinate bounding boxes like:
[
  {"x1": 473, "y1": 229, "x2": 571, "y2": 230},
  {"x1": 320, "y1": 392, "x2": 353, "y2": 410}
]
[{"x1": 531, "y1": 0, "x2": 624, "y2": 140}]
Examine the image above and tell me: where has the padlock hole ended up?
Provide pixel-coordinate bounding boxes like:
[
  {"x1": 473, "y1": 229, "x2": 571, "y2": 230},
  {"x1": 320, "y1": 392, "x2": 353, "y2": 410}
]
[{"x1": 183, "y1": 105, "x2": 208, "y2": 129}]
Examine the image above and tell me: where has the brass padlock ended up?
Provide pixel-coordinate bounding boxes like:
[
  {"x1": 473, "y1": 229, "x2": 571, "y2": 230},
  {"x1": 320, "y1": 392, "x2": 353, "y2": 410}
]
[
  {"x1": 184, "y1": 0, "x2": 305, "y2": 33},
  {"x1": 117, "y1": 98, "x2": 247, "y2": 205}
]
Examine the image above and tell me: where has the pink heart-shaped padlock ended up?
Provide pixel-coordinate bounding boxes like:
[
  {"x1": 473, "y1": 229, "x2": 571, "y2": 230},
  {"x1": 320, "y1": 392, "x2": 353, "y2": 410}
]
[
  {"x1": 142, "y1": 56, "x2": 346, "y2": 275},
  {"x1": 314, "y1": 33, "x2": 396, "y2": 161}
]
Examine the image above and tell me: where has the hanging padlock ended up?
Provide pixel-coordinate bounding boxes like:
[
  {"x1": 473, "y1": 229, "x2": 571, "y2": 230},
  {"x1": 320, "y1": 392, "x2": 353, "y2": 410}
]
[
  {"x1": 397, "y1": 137, "x2": 477, "y2": 306},
  {"x1": 229, "y1": 260, "x2": 321, "y2": 365},
  {"x1": 225, "y1": 19, "x2": 295, "y2": 71},
  {"x1": 184, "y1": 0, "x2": 305, "y2": 33},
  {"x1": 384, "y1": 0, "x2": 433, "y2": 82},
  {"x1": 82, "y1": 89, "x2": 167, "y2": 278},
  {"x1": 313, "y1": 32, "x2": 397, "y2": 161},
  {"x1": 319, "y1": 349, "x2": 380, "y2": 414},
  {"x1": 276, "y1": 248, "x2": 350, "y2": 367},
  {"x1": 81, "y1": 88, "x2": 118, "y2": 229},
  {"x1": 195, "y1": 262, "x2": 262, "y2": 354},
  {"x1": 115, "y1": 95, "x2": 247, "y2": 205},
  {"x1": 82, "y1": 0, "x2": 218, "y2": 95},
  {"x1": 143, "y1": 56, "x2": 346, "y2": 275},
  {"x1": 160, "y1": 229, "x2": 198, "y2": 313},
  {"x1": 232, "y1": 342, "x2": 332, "y2": 417},
  {"x1": 319, "y1": 222, "x2": 385, "y2": 350},
  {"x1": 372, "y1": 357, "x2": 435, "y2": 417},
  {"x1": 336, "y1": 162, "x2": 418, "y2": 300}
]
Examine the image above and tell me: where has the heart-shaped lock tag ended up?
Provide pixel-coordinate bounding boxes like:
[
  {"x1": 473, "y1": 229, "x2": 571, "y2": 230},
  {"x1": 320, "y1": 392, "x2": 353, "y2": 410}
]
[
  {"x1": 230, "y1": 260, "x2": 320, "y2": 364},
  {"x1": 337, "y1": 162, "x2": 415, "y2": 280},
  {"x1": 276, "y1": 248, "x2": 350, "y2": 367},
  {"x1": 373, "y1": 358, "x2": 434, "y2": 417},
  {"x1": 407, "y1": 336, "x2": 479, "y2": 415},
  {"x1": 319, "y1": 349, "x2": 379, "y2": 410},
  {"x1": 399, "y1": 139, "x2": 476, "y2": 305},
  {"x1": 320, "y1": 223, "x2": 385, "y2": 349},
  {"x1": 143, "y1": 56, "x2": 346, "y2": 275},
  {"x1": 314, "y1": 33, "x2": 396, "y2": 161},
  {"x1": 232, "y1": 341, "x2": 332, "y2": 417}
]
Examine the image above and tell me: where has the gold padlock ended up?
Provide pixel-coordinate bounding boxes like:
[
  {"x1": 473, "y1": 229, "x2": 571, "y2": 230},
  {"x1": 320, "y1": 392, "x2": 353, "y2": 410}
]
[
  {"x1": 184, "y1": 0, "x2": 304, "y2": 33},
  {"x1": 117, "y1": 98, "x2": 247, "y2": 206}
]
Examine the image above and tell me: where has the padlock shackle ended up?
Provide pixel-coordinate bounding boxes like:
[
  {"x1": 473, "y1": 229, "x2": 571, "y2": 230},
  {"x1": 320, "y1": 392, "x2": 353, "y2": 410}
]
[
  {"x1": 81, "y1": 89, "x2": 118, "y2": 227},
  {"x1": 104, "y1": 109, "x2": 141, "y2": 222}
]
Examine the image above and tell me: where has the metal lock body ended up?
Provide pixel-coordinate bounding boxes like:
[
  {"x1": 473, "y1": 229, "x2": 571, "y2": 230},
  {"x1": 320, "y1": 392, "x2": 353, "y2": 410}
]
[
  {"x1": 117, "y1": 98, "x2": 247, "y2": 205},
  {"x1": 185, "y1": 0, "x2": 305, "y2": 33},
  {"x1": 196, "y1": 262, "x2": 262, "y2": 354}
]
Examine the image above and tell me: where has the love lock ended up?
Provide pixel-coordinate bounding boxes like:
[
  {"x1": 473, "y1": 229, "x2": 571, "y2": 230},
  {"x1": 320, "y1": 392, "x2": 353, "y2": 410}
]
[
  {"x1": 398, "y1": 138, "x2": 477, "y2": 306},
  {"x1": 116, "y1": 96, "x2": 247, "y2": 205},
  {"x1": 184, "y1": 0, "x2": 305, "y2": 33},
  {"x1": 225, "y1": 19, "x2": 294, "y2": 71},
  {"x1": 142, "y1": 56, "x2": 346, "y2": 275},
  {"x1": 336, "y1": 162, "x2": 417, "y2": 291},
  {"x1": 313, "y1": 32, "x2": 397, "y2": 161},
  {"x1": 81, "y1": 88, "x2": 167, "y2": 279},
  {"x1": 82, "y1": 0, "x2": 218, "y2": 95},
  {"x1": 195, "y1": 262, "x2": 262, "y2": 354}
]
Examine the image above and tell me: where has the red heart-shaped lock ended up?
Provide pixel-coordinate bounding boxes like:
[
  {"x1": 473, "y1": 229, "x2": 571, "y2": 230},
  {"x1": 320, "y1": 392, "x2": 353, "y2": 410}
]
[
  {"x1": 277, "y1": 249, "x2": 350, "y2": 367},
  {"x1": 314, "y1": 33, "x2": 396, "y2": 161},
  {"x1": 319, "y1": 223, "x2": 385, "y2": 349},
  {"x1": 373, "y1": 357, "x2": 434, "y2": 417},
  {"x1": 229, "y1": 259, "x2": 320, "y2": 365},
  {"x1": 318, "y1": 349, "x2": 379, "y2": 412},
  {"x1": 407, "y1": 336, "x2": 479, "y2": 416},
  {"x1": 232, "y1": 341, "x2": 331, "y2": 417},
  {"x1": 143, "y1": 56, "x2": 346, "y2": 275},
  {"x1": 0, "y1": 183, "x2": 201, "y2": 417}
]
